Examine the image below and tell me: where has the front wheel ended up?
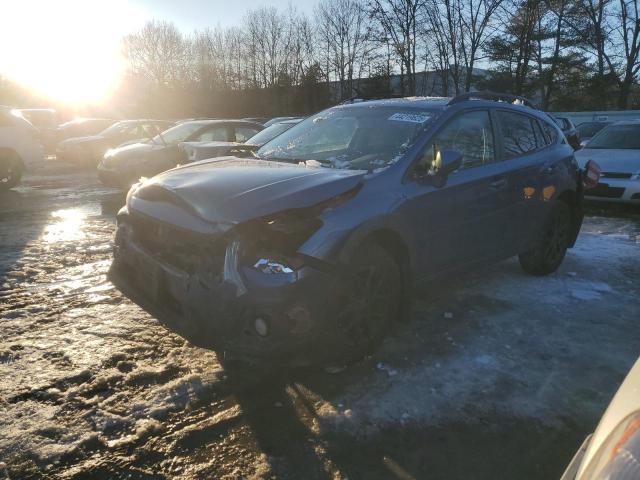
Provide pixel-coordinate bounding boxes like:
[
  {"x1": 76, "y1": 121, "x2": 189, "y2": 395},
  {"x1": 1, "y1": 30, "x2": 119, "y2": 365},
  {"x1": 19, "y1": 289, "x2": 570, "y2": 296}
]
[
  {"x1": 332, "y1": 241, "x2": 402, "y2": 362},
  {"x1": 0, "y1": 151, "x2": 23, "y2": 191},
  {"x1": 519, "y1": 202, "x2": 571, "y2": 276}
]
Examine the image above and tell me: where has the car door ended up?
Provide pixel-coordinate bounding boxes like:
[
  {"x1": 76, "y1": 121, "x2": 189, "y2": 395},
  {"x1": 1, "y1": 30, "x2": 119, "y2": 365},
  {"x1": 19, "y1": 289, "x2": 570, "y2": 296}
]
[
  {"x1": 494, "y1": 110, "x2": 558, "y2": 255},
  {"x1": 400, "y1": 109, "x2": 509, "y2": 277}
]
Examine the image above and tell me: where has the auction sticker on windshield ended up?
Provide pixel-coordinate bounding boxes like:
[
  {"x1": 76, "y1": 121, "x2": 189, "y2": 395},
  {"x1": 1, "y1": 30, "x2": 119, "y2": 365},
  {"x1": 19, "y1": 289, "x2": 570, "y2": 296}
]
[{"x1": 388, "y1": 112, "x2": 431, "y2": 123}]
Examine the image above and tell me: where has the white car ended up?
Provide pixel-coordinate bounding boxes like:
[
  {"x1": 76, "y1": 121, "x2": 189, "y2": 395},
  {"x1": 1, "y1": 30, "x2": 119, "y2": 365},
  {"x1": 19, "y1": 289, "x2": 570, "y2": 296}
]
[
  {"x1": 575, "y1": 120, "x2": 640, "y2": 204},
  {"x1": 0, "y1": 106, "x2": 44, "y2": 191},
  {"x1": 562, "y1": 357, "x2": 640, "y2": 479}
]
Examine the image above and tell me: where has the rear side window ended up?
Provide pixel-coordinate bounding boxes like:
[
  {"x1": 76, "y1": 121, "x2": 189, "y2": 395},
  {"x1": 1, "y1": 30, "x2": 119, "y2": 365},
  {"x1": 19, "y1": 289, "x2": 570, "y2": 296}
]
[
  {"x1": 497, "y1": 111, "x2": 539, "y2": 159},
  {"x1": 532, "y1": 120, "x2": 548, "y2": 148},
  {"x1": 540, "y1": 121, "x2": 559, "y2": 144}
]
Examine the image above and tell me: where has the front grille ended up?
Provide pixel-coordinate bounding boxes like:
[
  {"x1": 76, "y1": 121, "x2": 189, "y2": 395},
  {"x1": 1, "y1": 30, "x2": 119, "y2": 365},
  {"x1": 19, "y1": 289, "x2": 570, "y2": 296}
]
[
  {"x1": 587, "y1": 183, "x2": 625, "y2": 198},
  {"x1": 129, "y1": 214, "x2": 224, "y2": 274},
  {"x1": 601, "y1": 172, "x2": 632, "y2": 179}
]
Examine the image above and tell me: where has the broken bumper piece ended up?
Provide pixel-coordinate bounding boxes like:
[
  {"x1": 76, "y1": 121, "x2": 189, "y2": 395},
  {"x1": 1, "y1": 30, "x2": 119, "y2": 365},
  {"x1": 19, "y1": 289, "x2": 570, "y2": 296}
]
[{"x1": 108, "y1": 222, "x2": 337, "y2": 362}]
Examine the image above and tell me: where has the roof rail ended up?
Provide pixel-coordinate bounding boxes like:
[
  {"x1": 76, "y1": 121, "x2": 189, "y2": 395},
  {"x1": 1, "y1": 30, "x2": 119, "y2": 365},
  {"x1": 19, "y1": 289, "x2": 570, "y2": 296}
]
[{"x1": 448, "y1": 91, "x2": 538, "y2": 109}]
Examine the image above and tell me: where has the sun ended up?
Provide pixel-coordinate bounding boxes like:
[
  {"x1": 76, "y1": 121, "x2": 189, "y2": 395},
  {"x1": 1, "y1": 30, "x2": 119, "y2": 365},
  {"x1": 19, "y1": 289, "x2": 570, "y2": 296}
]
[{"x1": 0, "y1": 0, "x2": 144, "y2": 106}]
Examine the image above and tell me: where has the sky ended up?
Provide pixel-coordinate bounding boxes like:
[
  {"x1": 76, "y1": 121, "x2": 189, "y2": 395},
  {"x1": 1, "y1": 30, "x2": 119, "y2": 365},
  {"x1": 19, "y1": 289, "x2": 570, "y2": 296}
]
[
  {"x1": 0, "y1": 0, "x2": 314, "y2": 106},
  {"x1": 131, "y1": 0, "x2": 315, "y2": 32}
]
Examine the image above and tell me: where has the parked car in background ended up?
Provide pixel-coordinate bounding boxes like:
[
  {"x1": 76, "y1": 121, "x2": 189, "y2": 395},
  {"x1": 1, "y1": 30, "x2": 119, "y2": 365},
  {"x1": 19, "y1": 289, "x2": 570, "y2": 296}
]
[
  {"x1": 263, "y1": 116, "x2": 303, "y2": 127},
  {"x1": 576, "y1": 121, "x2": 611, "y2": 147},
  {"x1": 0, "y1": 106, "x2": 44, "y2": 191},
  {"x1": 180, "y1": 118, "x2": 302, "y2": 163},
  {"x1": 561, "y1": 356, "x2": 640, "y2": 480},
  {"x1": 56, "y1": 119, "x2": 174, "y2": 165},
  {"x1": 55, "y1": 118, "x2": 115, "y2": 145},
  {"x1": 553, "y1": 116, "x2": 581, "y2": 150},
  {"x1": 18, "y1": 108, "x2": 59, "y2": 153},
  {"x1": 109, "y1": 93, "x2": 586, "y2": 365},
  {"x1": 98, "y1": 119, "x2": 263, "y2": 188},
  {"x1": 575, "y1": 121, "x2": 640, "y2": 203},
  {"x1": 18, "y1": 108, "x2": 57, "y2": 131}
]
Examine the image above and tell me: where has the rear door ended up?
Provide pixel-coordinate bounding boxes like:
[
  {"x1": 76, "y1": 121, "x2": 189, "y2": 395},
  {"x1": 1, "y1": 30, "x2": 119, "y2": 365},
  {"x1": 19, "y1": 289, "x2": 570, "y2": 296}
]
[{"x1": 494, "y1": 110, "x2": 558, "y2": 255}]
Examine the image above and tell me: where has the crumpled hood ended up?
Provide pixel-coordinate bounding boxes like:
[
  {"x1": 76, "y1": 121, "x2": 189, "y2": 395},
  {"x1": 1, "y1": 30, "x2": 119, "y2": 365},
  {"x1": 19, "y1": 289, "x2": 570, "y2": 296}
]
[
  {"x1": 130, "y1": 157, "x2": 365, "y2": 225},
  {"x1": 575, "y1": 148, "x2": 640, "y2": 174}
]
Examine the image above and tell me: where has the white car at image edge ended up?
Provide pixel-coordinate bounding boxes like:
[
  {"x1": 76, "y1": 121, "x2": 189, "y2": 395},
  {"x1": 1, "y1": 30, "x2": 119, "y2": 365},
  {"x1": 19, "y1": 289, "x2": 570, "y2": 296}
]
[
  {"x1": 575, "y1": 120, "x2": 640, "y2": 204},
  {"x1": 562, "y1": 357, "x2": 640, "y2": 479},
  {"x1": 0, "y1": 105, "x2": 45, "y2": 191}
]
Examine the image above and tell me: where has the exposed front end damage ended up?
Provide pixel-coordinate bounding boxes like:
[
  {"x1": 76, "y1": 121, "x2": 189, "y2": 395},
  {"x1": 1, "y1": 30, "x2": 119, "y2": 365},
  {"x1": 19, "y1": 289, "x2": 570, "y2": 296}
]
[{"x1": 109, "y1": 190, "x2": 354, "y2": 364}]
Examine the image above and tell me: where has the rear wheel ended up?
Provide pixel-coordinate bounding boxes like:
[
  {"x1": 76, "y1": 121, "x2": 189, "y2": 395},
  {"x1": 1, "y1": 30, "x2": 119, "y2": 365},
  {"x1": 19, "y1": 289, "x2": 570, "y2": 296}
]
[
  {"x1": 332, "y1": 241, "x2": 402, "y2": 362},
  {"x1": 519, "y1": 202, "x2": 572, "y2": 276},
  {"x1": 0, "y1": 151, "x2": 23, "y2": 191}
]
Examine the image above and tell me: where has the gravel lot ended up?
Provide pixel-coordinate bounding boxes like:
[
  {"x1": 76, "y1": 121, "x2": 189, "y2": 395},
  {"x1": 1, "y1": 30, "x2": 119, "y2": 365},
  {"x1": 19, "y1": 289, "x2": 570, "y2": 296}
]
[{"x1": 1, "y1": 161, "x2": 639, "y2": 480}]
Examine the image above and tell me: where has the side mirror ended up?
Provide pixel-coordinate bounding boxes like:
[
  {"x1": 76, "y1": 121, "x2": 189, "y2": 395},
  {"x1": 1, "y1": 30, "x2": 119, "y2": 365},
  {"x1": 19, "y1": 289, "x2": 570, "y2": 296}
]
[
  {"x1": 426, "y1": 149, "x2": 462, "y2": 187},
  {"x1": 437, "y1": 150, "x2": 463, "y2": 176}
]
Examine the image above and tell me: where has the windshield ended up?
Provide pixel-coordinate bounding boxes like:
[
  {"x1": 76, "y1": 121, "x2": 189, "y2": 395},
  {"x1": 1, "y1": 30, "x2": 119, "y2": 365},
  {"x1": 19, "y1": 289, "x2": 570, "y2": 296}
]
[
  {"x1": 577, "y1": 122, "x2": 608, "y2": 138},
  {"x1": 256, "y1": 107, "x2": 436, "y2": 170},
  {"x1": 246, "y1": 122, "x2": 298, "y2": 146},
  {"x1": 586, "y1": 124, "x2": 640, "y2": 149},
  {"x1": 152, "y1": 122, "x2": 203, "y2": 145}
]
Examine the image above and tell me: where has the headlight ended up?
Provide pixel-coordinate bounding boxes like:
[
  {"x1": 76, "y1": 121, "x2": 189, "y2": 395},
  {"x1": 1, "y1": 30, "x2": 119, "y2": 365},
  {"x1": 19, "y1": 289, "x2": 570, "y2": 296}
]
[
  {"x1": 631, "y1": 173, "x2": 640, "y2": 181},
  {"x1": 579, "y1": 411, "x2": 640, "y2": 479}
]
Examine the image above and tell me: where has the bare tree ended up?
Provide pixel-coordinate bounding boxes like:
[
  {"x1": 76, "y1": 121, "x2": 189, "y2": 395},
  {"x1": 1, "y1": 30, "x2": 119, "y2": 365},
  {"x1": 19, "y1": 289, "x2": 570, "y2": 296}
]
[
  {"x1": 123, "y1": 21, "x2": 190, "y2": 87},
  {"x1": 457, "y1": 0, "x2": 505, "y2": 91},
  {"x1": 316, "y1": 0, "x2": 371, "y2": 99},
  {"x1": 368, "y1": 0, "x2": 425, "y2": 95}
]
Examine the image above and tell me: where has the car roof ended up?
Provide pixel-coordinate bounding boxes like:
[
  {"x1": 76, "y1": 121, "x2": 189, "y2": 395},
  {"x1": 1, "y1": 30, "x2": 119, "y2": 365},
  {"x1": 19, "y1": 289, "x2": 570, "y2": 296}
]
[
  {"x1": 340, "y1": 96, "x2": 451, "y2": 110},
  {"x1": 336, "y1": 95, "x2": 553, "y2": 123}
]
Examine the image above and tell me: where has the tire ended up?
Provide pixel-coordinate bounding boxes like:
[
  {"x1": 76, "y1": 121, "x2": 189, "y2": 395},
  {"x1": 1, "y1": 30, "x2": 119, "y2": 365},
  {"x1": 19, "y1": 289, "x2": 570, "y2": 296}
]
[
  {"x1": 519, "y1": 202, "x2": 572, "y2": 276},
  {"x1": 332, "y1": 241, "x2": 402, "y2": 361},
  {"x1": 0, "y1": 151, "x2": 23, "y2": 191}
]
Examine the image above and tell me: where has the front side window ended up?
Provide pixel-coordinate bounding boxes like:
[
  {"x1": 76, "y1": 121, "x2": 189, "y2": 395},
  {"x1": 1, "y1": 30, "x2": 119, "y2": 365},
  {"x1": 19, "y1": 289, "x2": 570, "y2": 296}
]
[
  {"x1": 497, "y1": 111, "x2": 539, "y2": 159},
  {"x1": 257, "y1": 106, "x2": 438, "y2": 170},
  {"x1": 415, "y1": 110, "x2": 495, "y2": 173}
]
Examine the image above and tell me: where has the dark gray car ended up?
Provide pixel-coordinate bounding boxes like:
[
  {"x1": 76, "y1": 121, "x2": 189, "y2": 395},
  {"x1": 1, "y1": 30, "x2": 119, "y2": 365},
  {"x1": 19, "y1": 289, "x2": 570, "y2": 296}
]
[{"x1": 109, "y1": 93, "x2": 586, "y2": 366}]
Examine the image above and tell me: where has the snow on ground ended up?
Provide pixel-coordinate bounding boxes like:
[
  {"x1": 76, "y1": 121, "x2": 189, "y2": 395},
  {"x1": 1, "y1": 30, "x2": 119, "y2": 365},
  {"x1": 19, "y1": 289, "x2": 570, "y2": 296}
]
[
  {"x1": 1, "y1": 166, "x2": 639, "y2": 479},
  {"x1": 318, "y1": 234, "x2": 640, "y2": 433}
]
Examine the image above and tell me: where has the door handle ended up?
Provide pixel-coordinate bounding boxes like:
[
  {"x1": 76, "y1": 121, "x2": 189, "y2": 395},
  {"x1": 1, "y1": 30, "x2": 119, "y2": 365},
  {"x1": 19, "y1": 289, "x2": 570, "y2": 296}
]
[{"x1": 490, "y1": 178, "x2": 507, "y2": 189}]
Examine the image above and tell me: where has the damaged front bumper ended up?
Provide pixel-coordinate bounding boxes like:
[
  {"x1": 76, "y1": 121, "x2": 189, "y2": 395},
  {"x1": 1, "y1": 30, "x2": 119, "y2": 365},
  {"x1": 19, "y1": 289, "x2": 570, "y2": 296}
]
[{"x1": 108, "y1": 214, "x2": 340, "y2": 363}]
